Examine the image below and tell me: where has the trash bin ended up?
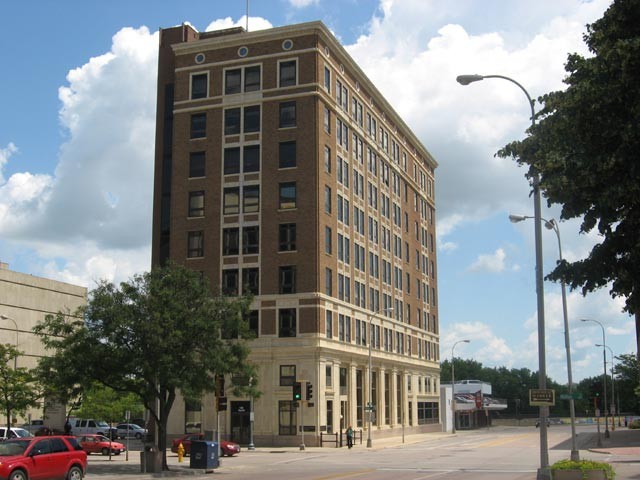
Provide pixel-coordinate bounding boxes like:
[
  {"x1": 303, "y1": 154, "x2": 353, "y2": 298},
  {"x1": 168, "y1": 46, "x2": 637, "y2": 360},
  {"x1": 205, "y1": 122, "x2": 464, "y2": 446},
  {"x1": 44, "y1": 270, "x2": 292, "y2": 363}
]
[
  {"x1": 140, "y1": 444, "x2": 162, "y2": 473},
  {"x1": 190, "y1": 440, "x2": 219, "y2": 470}
]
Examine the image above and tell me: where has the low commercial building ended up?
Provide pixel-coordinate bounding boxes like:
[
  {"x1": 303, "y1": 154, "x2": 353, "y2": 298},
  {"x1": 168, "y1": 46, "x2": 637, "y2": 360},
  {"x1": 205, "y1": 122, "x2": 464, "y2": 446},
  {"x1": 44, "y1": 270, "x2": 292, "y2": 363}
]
[{"x1": 0, "y1": 262, "x2": 87, "y2": 427}]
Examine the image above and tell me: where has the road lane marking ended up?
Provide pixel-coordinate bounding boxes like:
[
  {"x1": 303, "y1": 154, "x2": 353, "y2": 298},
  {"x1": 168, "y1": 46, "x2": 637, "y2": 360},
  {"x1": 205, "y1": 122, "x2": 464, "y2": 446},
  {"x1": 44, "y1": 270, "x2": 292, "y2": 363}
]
[
  {"x1": 311, "y1": 468, "x2": 376, "y2": 479},
  {"x1": 472, "y1": 433, "x2": 531, "y2": 448}
]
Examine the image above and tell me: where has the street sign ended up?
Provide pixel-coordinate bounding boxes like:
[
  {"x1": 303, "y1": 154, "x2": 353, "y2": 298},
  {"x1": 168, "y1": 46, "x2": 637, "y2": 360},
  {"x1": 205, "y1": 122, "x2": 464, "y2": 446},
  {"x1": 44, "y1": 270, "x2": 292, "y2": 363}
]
[
  {"x1": 559, "y1": 393, "x2": 583, "y2": 400},
  {"x1": 365, "y1": 403, "x2": 376, "y2": 412},
  {"x1": 529, "y1": 389, "x2": 555, "y2": 406}
]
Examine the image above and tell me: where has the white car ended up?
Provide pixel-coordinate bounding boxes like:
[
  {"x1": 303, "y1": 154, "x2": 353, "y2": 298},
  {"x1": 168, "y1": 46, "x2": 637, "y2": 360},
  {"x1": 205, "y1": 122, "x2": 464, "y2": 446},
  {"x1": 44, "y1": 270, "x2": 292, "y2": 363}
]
[
  {"x1": 0, "y1": 427, "x2": 31, "y2": 440},
  {"x1": 116, "y1": 423, "x2": 147, "y2": 439}
]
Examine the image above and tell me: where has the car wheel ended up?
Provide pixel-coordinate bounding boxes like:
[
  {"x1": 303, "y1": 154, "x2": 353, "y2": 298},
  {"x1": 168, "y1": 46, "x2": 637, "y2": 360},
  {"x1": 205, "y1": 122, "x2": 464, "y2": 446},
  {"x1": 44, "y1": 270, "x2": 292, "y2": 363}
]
[
  {"x1": 9, "y1": 470, "x2": 28, "y2": 480},
  {"x1": 102, "y1": 447, "x2": 110, "y2": 455},
  {"x1": 114, "y1": 451, "x2": 121, "y2": 456},
  {"x1": 135, "y1": 432, "x2": 142, "y2": 439},
  {"x1": 67, "y1": 465, "x2": 84, "y2": 480}
]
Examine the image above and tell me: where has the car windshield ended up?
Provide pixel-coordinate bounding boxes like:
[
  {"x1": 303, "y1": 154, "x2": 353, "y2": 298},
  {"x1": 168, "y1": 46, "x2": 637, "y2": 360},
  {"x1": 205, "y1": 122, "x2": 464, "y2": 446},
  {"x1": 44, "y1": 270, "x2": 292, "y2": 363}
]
[
  {"x1": 96, "y1": 421, "x2": 109, "y2": 428},
  {"x1": 0, "y1": 440, "x2": 30, "y2": 456},
  {"x1": 97, "y1": 436, "x2": 111, "y2": 442},
  {"x1": 13, "y1": 428, "x2": 31, "y2": 438}
]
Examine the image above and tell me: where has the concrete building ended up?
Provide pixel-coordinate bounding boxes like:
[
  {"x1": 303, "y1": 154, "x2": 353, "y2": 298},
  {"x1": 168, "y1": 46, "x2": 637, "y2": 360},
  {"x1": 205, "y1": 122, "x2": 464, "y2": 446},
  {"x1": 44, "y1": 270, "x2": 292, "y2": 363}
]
[
  {"x1": 0, "y1": 262, "x2": 87, "y2": 427},
  {"x1": 152, "y1": 21, "x2": 440, "y2": 446}
]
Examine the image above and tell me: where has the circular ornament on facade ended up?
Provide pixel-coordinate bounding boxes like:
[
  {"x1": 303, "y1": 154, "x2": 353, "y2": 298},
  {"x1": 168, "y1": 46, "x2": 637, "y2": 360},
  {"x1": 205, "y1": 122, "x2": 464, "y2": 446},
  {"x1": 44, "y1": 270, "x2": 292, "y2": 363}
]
[
  {"x1": 238, "y1": 46, "x2": 249, "y2": 57},
  {"x1": 195, "y1": 53, "x2": 206, "y2": 64},
  {"x1": 324, "y1": 46, "x2": 330, "y2": 56},
  {"x1": 340, "y1": 64, "x2": 345, "y2": 74},
  {"x1": 355, "y1": 81, "x2": 360, "y2": 91},
  {"x1": 282, "y1": 39, "x2": 294, "y2": 51}
]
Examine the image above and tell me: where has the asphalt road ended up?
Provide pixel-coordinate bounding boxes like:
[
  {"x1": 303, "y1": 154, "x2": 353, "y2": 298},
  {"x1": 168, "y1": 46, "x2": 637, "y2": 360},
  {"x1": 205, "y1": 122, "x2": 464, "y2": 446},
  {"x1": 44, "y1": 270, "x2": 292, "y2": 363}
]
[{"x1": 85, "y1": 425, "x2": 640, "y2": 479}]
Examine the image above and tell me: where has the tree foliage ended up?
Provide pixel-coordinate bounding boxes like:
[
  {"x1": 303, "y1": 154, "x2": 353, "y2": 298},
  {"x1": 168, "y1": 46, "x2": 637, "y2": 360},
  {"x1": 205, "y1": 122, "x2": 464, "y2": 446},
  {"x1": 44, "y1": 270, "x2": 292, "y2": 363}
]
[
  {"x1": 73, "y1": 383, "x2": 143, "y2": 425},
  {"x1": 34, "y1": 262, "x2": 257, "y2": 470},
  {"x1": 0, "y1": 344, "x2": 41, "y2": 431},
  {"x1": 497, "y1": 0, "x2": 640, "y2": 354}
]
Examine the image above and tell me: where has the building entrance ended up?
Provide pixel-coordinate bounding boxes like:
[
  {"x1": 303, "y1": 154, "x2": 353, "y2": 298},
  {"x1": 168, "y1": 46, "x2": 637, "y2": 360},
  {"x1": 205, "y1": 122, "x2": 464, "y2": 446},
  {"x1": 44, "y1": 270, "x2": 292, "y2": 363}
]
[{"x1": 230, "y1": 401, "x2": 251, "y2": 444}]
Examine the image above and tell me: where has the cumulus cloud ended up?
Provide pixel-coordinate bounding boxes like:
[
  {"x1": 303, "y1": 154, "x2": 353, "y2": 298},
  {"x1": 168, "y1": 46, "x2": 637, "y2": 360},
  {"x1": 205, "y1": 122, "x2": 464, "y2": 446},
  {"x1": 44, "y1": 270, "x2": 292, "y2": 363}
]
[
  {"x1": 468, "y1": 248, "x2": 506, "y2": 273},
  {"x1": 205, "y1": 16, "x2": 273, "y2": 32},
  {"x1": 0, "y1": 26, "x2": 159, "y2": 285},
  {"x1": 442, "y1": 321, "x2": 514, "y2": 365}
]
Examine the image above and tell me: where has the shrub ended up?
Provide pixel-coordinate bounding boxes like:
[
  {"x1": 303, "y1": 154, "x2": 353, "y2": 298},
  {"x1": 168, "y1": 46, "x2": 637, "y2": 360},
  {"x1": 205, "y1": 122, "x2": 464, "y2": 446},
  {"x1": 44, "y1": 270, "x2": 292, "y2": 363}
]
[
  {"x1": 550, "y1": 459, "x2": 615, "y2": 479},
  {"x1": 628, "y1": 419, "x2": 640, "y2": 429}
]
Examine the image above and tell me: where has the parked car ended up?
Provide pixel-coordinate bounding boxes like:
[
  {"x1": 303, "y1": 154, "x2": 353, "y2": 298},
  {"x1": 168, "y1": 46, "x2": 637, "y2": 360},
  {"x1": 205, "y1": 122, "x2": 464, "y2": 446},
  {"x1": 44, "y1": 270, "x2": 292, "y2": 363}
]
[
  {"x1": 536, "y1": 418, "x2": 551, "y2": 428},
  {"x1": 171, "y1": 433, "x2": 240, "y2": 457},
  {"x1": 0, "y1": 427, "x2": 32, "y2": 440},
  {"x1": 0, "y1": 435, "x2": 87, "y2": 479},
  {"x1": 116, "y1": 423, "x2": 147, "y2": 439},
  {"x1": 21, "y1": 419, "x2": 45, "y2": 434},
  {"x1": 69, "y1": 418, "x2": 116, "y2": 438},
  {"x1": 77, "y1": 434, "x2": 126, "y2": 455}
]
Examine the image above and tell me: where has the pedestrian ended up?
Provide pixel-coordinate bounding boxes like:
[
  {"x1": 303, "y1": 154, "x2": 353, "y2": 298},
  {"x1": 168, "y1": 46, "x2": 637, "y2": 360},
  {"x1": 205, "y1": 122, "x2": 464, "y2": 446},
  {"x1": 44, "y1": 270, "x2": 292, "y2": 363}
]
[
  {"x1": 346, "y1": 425, "x2": 353, "y2": 449},
  {"x1": 64, "y1": 420, "x2": 72, "y2": 436}
]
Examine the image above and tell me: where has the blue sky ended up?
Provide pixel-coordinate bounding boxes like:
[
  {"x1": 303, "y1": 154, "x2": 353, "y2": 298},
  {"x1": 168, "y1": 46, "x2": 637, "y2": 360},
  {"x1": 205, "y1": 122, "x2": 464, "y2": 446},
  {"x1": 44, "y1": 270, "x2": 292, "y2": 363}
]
[{"x1": 1, "y1": 0, "x2": 634, "y2": 385}]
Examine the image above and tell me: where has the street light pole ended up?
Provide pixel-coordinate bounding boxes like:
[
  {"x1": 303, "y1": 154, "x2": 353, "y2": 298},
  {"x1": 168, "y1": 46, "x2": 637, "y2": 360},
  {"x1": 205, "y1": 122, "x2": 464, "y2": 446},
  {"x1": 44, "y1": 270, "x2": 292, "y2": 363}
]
[
  {"x1": 509, "y1": 215, "x2": 579, "y2": 461},
  {"x1": 582, "y1": 319, "x2": 609, "y2": 438},
  {"x1": 457, "y1": 73, "x2": 550, "y2": 480},
  {"x1": 451, "y1": 340, "x2": 470, "y2": 434},
  {"x1": 596, "y1": 343, "x2": 616, "y2": 431},
  {"x1": 0, "y1": 314, "x2": 19, "y2": 369},
  {"x1": 367, "y1": 307, "x2": 393, "y2": 448}
]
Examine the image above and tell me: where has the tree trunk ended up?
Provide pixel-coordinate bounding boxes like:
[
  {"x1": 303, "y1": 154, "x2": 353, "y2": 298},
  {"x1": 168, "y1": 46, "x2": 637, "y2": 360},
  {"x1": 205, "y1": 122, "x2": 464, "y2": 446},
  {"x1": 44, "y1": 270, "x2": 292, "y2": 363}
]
[{"x1": 635, "y1": 311, "x2": 639, "y2": 361}]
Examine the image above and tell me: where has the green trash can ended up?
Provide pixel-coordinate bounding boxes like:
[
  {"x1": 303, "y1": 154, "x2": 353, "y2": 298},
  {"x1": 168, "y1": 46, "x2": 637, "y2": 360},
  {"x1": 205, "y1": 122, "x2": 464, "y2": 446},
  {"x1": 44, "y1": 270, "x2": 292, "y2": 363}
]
[{"x1": 190, "y1": 440, "x2": 219, "y2": 469}]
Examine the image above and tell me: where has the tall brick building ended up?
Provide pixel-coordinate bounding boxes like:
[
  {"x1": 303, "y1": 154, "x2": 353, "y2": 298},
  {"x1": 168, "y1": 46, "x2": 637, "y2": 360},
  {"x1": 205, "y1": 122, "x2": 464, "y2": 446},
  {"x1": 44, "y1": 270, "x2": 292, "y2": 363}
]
[{"x1": 152, "y1": 21, "x2": 440, "y2": 446}]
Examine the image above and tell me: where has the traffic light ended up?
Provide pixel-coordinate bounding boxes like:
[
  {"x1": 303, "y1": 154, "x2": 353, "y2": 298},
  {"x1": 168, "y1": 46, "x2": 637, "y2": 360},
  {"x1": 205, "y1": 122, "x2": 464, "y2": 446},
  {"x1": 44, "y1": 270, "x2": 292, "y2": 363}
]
[
  {"x1": 293, "y1": 382, "x2": 302, "y2": 401},
  {"x1": 306, "y1": 382, "x2": 313, "y2": 401}
]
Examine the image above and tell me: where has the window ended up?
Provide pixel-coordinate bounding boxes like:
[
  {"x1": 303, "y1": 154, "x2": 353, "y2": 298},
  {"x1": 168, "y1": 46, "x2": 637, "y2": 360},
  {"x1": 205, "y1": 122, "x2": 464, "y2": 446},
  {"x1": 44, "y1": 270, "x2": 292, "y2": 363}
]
[
  {"x1": 191, "y1": 73, "x2": 208, "y2": 99},
  {"x1": 279, "y1": 400, "x2": 296, "y2": 435},
  {"x1": 247, "y1": 310, "x2": 259, "y2": 336},
  {"x1": 324, "y1": 186, "x2": 331, "y2": 213},
  {"x1": 324, "y1": 66, "x2": 331, "y2": 92},
  {"x1": 222, "y1": 269, "x2": 239, "y2": 295},
  {"x1": 187, "y1": 231, "x2": 204, "y2": 258},
  {"x1": 242, "y1": 268, "x2": 259, "y2": 294},
  {"x1": 223, "y1": 187, "x2": 240, "y2": 215},
  {"x1": 279, "y1": 308, "x2": 296, "y2": 337},
  {"x1": 279, "y1": 60, "x2": 297, "y2": 87},
  {"x1": 324, "y1": 146, "x2": 331, "y2": 173},
  {"x1": 243, "y1": 226, "x2": 259, "y2": 254},
  {"x1": 280, "y1": 365, "x2": 296, "y2": 386},
  {"x1": 244, "y1": 105, "x2": 260, "y2": 133},
  {"x1": 325, "y1": 268, "x2": 332, "y2": 295},
  {"x1": 225, "y1": 65, "x2": 261, "y2": 94},
  {"x1": 244, "y1": 145, "x2": 260, "y2": 172},
  {"x1": 243, "y1": 185, "x2": 260, "y2": 213},
  {"x1": 245, "y1": 65, "x2": 261, "y2": 92},
  {"x1": 224, "y1": 108, "x2": 241, "y2": 135},
  {"x1": 279, "y1": 223, "x2": 296, "y2": 251},
  {"x1": 326, "y1": 311, "x2": 333, "y2": 338},
  {"x1": 223, "y1": 228, "x2": 239, "y2": 256},
  {"x1": 190, "y1": 113, "x2": 206, "y2": 139},
  {"x1": 189, "y1": 152, "x2": 205, "y2": 178},
  {"x1": 325, "y1": 226, "x2": 332, "y2": 254},
  {"x1": 225, "y1": 69, "x2": 242, "y2": 94},
  {"x1": 188, "y1": 191, "x2": 204, "y2": 217},
  {"x1": 279, "y1": 266, "x2": 296, "y2": 294},
  {"x1": 279, "y1": 182, "x2": 296, "y2": 209},
  {"x1": 279, "y1": 101, "x2": 296, "y2": 128},
  {"x1": 279, "y1": 141, "x2": 296, "y2": 168},
  {"x1": 324, "y1": 107, "x2": 331, "y2": 133},
  {"x1": 224, "y1": 147, "x2": 240, "y2": 175}
]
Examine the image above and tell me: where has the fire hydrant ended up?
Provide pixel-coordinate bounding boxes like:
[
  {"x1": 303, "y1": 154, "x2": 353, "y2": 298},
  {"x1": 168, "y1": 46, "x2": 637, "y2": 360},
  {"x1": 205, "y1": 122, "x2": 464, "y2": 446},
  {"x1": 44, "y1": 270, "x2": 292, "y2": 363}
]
[{"x1": 177, "y1": 442, "x2": 185, "y2": 463}]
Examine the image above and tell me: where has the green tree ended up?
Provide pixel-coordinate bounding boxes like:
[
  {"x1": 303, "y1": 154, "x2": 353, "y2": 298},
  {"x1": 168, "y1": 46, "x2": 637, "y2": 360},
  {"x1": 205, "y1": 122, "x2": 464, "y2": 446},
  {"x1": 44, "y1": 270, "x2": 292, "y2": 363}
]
[
  {"x1": 612, "y1": 353, "x2": 640, "y2": 413},
  {"x1": 498, "y1": 0, "x2": 640, "y2": 355},
  {"x1": 34, "y1": 262, "x2": 257, "y2": 471},
  {"x1": 73, "y1": 382, "x2": 143, "y2": 427},
  {"x1": 0, "y1": 344, "x2": 41, "y2": 432}
]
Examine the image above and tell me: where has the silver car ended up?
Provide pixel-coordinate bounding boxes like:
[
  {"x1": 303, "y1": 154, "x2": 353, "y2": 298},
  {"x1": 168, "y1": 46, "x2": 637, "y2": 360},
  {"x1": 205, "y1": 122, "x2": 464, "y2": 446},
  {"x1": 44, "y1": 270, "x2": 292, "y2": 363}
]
[{"x1": 115, "y1": 423, "x2": 147, "y2": 439}]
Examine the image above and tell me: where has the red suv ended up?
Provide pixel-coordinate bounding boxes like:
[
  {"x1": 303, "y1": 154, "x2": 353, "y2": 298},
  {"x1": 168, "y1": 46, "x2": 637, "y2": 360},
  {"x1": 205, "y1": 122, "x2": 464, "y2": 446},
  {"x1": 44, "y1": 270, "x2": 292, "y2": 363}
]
[{"x1": 0, "y1": 435, "x2": 87, "y2": 480}]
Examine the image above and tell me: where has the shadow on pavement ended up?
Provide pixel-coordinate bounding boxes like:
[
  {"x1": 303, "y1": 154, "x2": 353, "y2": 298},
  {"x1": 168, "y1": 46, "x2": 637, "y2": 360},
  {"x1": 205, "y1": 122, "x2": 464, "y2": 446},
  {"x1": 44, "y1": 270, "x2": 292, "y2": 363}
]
[{"x1": 552, "y1": 427, "x2": 640, "y2": 453}]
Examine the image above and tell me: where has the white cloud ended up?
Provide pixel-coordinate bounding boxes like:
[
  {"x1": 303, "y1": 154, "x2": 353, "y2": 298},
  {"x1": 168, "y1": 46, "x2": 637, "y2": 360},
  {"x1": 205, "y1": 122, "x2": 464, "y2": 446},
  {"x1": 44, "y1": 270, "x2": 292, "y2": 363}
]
[
  {"x1": 205, "y1": 16, "x2": 273, "y2": 33},
  {"x1": 288, "y1": 0, "x2": 319, "y2": 7},
  {"x1": 442, "y1": 321, "x2": 514, "y2": 365},
  {"x1": 468, "y1": 248, "x2": 506, "y2": 273},
  {"x1": 0, "y1": 142, "x2": 18, "y2": 184}
]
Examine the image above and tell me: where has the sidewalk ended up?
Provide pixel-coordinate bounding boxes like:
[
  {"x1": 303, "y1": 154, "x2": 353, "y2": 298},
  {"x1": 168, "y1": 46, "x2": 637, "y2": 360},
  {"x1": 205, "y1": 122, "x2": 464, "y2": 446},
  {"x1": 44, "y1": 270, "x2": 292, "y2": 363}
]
[{"x1": 583, "y1": 427, "x2": 640, "y2": 456}]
